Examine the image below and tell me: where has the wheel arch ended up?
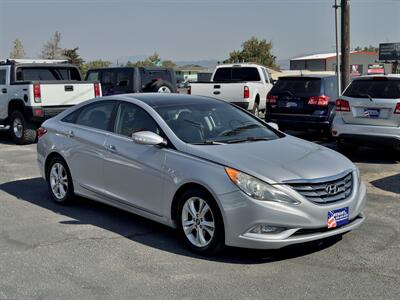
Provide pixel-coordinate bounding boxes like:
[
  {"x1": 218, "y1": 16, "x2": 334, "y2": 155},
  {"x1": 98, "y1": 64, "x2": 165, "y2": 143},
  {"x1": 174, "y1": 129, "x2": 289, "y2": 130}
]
[
  {"x1": 44, "y1": 151, "x2": 70, "y2": 181},
  {"x1": 8, "y1": 99, "x2": 25, "y2": 116}
]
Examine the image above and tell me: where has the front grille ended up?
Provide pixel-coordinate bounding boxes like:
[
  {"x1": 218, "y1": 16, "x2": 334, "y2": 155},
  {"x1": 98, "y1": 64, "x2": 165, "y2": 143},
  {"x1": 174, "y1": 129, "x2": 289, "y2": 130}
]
[{"x1": 287, "y1": 172, "x2": 353, "y2": 204}]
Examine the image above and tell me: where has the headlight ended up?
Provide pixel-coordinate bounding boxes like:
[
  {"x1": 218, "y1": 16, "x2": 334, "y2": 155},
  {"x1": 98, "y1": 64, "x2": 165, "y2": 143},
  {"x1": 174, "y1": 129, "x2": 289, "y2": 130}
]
[{"x1": 225, "y1": 168, "x2": 300, "y2": 204}]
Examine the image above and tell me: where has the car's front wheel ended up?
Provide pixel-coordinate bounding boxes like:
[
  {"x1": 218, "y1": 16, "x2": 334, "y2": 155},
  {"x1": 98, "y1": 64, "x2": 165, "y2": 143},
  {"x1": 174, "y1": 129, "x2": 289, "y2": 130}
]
[
  {"x1": 47, "y1": 157, "x2": 74, "y2": 205},
  {"x1": 177, "y1": 189, "x2": 224, "y2": 255}
]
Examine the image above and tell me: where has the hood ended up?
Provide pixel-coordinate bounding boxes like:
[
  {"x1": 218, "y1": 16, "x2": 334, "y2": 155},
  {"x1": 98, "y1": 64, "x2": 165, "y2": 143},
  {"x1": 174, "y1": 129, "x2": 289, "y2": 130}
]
[{"x1": 185, "y1": 136, "x2": 354, "y2": 183}]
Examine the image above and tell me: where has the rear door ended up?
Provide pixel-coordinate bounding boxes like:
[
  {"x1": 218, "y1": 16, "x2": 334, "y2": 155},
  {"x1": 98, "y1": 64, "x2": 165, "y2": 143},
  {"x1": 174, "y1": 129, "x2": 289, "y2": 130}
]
[
  {"x1": 267, "y1": 77, "x2": 324, "y2": 115},
  {"x1": 341, "y1": 77, "x2": 400, "y2": 127}
]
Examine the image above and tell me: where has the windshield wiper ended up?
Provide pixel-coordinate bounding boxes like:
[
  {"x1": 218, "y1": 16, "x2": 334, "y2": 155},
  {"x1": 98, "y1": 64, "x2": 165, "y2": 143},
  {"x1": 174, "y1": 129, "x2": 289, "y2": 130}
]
[
  {"x1": 348, "y1": 93, "x2": 374, "y2": 101},
  {"x1": 221, "y1": 123, "x2": 261, "y2": 137},
  {"x1": 223, "y1": 136, "x2": 273, "y2": 144},
  {"x1": 191, "y1": 140, "x2": 226, "y2": 145}
]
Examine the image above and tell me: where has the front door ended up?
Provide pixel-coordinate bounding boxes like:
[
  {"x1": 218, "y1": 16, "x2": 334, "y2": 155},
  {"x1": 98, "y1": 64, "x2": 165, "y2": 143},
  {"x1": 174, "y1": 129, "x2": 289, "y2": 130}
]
[
  {"x1": 0, "y1": 66, "x2": 10, "y2": 121},
  {"x1": 103, "y1": 101, "x2": 167, "y2": 216}
]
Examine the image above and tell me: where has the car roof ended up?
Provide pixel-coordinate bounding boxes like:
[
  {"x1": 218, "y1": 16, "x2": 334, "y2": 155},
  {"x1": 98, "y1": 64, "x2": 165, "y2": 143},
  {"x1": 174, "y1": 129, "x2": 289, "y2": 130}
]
[
  {"x1": 352, "y1": 75, "x2": 400, "y2": 81},
  {"x1": 117, "y1": 93, "x2": 223, "y2": 108},
  {"x1": 278, "y1": 74, "x2": 336, "y2": 79}
]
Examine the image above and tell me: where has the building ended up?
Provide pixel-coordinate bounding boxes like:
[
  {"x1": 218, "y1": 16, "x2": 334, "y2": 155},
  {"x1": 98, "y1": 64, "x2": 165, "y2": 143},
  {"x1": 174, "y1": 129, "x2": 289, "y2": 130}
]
[
  {"x1": 175, "y1": 64, "x2": 209, "y2": 82},
  {"x1": 290, "y1": 50, "x2": 392, "y2": 76}
]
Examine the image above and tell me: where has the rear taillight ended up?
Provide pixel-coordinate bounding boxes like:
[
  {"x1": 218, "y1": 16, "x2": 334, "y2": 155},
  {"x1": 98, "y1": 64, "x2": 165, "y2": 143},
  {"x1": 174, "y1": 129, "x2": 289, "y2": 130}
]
[
  {"x1": 187, "y1": 86, "x2": 191, "y2": 95},
  {"x1": 94, "y1": 82, "x2": 100, "y2": 97},
  {"x1": 308, "y1": 95, "x2": 329, "y2": 106},
  {"x1": 33, "y1": 83, "x2": 41, "y2": 103},
  {"x1": 394, "y1": 103, "x2": 400, "y2": 114},
  {"x1": 37, "y1": 127, "x2": 47, "y2": 138},
  {"x1": 33, "y1": 108, "x2": 44, "y2": 117},
  {"x1": 266, "y1": 93, "x2": 277, "y2": 104},
  {"x1": 336, "y1": 99, "x2": 351, "y2": 112},
  {"x1": 244, "y1": 86, "x2": 250, "y2": 99}
]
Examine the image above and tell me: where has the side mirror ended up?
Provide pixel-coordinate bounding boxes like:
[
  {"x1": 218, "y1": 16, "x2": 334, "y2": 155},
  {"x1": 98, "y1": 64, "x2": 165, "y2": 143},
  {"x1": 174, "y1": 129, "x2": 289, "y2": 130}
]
[
  {"x1": 267, "y1": 122, "x2": 279, "y2": 131},
  {"x1": 132, "y1": 131, "x2": 167, "y2": 146}
]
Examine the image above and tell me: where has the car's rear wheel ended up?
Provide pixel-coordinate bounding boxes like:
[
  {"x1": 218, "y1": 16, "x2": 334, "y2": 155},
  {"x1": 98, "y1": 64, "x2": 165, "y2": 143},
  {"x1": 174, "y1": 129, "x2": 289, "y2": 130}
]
[
  {"x1": 9, "y1": 110, "x2": 37, "y2": 145},
  {"x1": 150, "y1": 80, "x2": 174, "y2": 93},
  {"x1": 47, "y1": 157, "x2": 74, "y2": 205},
  {"x1": 177, "y1": 188, "x2": 224, "y2": 255}
]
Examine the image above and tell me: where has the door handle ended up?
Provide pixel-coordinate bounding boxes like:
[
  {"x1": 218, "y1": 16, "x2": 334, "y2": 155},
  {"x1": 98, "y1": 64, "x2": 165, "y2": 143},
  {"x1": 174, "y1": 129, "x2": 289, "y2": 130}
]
[
  {"x1": 1, "y1": 88, "x2": 6, "y2": 93},
  {"x1": 105, "y1": 144, "x2": 117, "y2": 153}
]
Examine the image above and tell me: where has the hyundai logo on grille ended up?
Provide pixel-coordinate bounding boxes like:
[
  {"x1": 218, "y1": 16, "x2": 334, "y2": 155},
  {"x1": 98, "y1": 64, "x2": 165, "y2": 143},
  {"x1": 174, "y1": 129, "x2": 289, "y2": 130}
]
[{"x1": 325, "y1": 184, "x2": 339, "y2": 195}]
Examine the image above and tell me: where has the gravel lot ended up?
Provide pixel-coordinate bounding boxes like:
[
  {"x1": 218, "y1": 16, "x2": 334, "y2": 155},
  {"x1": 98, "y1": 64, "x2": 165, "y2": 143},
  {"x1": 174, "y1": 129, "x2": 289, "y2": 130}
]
[{"x1": 0, "y1": 129, "x2": 399, "y2": 299}]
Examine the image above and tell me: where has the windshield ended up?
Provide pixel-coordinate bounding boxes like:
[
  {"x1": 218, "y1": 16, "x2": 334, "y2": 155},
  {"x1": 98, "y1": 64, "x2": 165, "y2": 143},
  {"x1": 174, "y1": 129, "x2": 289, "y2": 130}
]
[
  {"x1": 270, "y1": 77, "x2": 321, "y2": 96},
  {"x1": 344, "y1": 79, "x2": 400, "y2": 99},
  {"x1": 155, "y1": 101, "x2": 280, "y2": 144}
]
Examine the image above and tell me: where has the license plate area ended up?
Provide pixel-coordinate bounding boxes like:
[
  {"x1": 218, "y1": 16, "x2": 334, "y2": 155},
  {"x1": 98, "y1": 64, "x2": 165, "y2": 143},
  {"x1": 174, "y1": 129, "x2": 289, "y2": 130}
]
[
  {"x1": 363, "y1": 108, "x2": 380, "y2": 118},
  {"x1": 327, "y1": 207, "x2": 349, "y2": 228}
]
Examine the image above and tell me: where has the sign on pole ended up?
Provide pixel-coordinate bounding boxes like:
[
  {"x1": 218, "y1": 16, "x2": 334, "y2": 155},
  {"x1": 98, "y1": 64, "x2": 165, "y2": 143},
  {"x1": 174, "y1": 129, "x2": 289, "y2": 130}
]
[{"x1": 379, "y1": 43, "x2": 400, "y2": 61}]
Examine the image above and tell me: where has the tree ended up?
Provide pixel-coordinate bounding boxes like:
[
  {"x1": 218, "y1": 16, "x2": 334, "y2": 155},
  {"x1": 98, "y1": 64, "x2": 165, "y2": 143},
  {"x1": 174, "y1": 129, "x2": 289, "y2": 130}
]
[
  {"x1": 63, "y1": 47, "x2": 85, "y2": 70},
  {"x1": 9, "y1": 38, "x2": 26, "y2": 59},
  {"x1": 41, "y1": 31, "x2": 64, "y2": 59},
  {"x1": 354, "y1": 45, "x2": 379, "y2": 52},
  {"x1": 81, "y1": 59, "x2": 112, "y2": 77},
  {"x1": 224, "y1": 37, "x2": 277, "y2": 68},
  {"x1": 126, "y1": 53, "x2": 176, "y2": 68}
]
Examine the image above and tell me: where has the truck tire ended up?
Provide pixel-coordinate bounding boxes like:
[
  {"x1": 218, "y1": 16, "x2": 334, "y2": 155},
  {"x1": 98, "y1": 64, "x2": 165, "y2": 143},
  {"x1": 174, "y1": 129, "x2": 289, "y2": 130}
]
[
  {"x1": 10, "y1": 110, "x2": 37, "y2": 145},
  {"x1": 150, "y1": 80, "x2": 175, "y2": 93},
  {"x1": 251, "y1": 101, "x2": 260, "y2": 117}
]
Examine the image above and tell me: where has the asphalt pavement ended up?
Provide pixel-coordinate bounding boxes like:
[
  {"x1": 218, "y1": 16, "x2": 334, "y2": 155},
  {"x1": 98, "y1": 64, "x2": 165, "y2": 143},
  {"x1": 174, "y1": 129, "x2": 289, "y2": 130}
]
[{"x1": 0, "y1": 129, "x2": 399, "y2": 299}]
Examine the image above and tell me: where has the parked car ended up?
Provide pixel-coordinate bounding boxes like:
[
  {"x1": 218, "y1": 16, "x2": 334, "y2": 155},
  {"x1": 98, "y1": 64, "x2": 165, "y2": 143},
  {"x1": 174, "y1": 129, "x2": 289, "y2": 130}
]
[
  {"x1": 37, "y1": 93, "x2": 366, "y2": 255},
  {"x1": 265, "y1": 75, "x2": 338, "y2": 133},
  {"x1": 85, "y1": 67, "x2": 177, "y2": 96},
  {"x1": 0, "y1": 59, "x2": 101, "y2": 144},
  {"x1": 332, "y1": 75, "x2": 400, "y2": 153},
  {"x1": 189, "y1": 63, "x2": 274, "y2": 116}
]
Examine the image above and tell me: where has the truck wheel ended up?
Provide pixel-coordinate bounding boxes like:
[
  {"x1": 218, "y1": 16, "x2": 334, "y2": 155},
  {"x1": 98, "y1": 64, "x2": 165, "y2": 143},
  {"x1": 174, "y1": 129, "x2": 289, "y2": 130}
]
[
  {"x1": 251, "y1": 102, "x2": 260, "y2": 117},
  {"x1": 10, "y1": 110, "x2": 37, "y2": 145},
  {"x1": 150, "y1": 80, "x2": 174, "y2": 93}
]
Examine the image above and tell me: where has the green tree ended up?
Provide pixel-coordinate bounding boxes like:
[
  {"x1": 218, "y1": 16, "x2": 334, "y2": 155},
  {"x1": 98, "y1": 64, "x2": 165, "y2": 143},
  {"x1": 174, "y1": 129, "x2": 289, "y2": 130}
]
[
  {"x1": 9, "y1": 38, "x2": 26, "y2": 59},
  {"x1": 162, "y1": 60, "x2": 177, "y2": 68},
  {"x1": 354, "y1": 45, "x2": 378, "y2": 52},
  {"x1": 63, "y1": 47, "x2": 85, "y2": 70},
  {"x1": 81, "y1": 59, "x2": 112, "y2": 77},
  {"x1": 41, "y1": 31, "x2": 64, "y2": 59},
  {"x1": 126, "y1": 53, "x2": 176, "y2": 68},
  {"x1": 224, "y1": 37, "x2": 277, "y2": 68}
]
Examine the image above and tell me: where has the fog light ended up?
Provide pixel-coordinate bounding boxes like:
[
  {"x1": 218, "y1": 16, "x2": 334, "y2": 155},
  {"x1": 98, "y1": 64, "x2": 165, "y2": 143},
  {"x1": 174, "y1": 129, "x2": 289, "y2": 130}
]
[{"x1": 249, "y1": 224, "x2": 285, "y2": 234}]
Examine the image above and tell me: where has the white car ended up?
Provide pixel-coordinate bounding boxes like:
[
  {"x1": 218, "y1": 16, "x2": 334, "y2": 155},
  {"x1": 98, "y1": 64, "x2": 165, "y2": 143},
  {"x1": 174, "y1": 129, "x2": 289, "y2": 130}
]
[
  {"x1": 189, "y1": 63, "x2": 274, "y2": 116},
  {"x1": 0, "y1": 59, "x2": 101, "y2": 144},
  {"x1": 332, "y1": 75, "x2": 400, "y2": 153}
]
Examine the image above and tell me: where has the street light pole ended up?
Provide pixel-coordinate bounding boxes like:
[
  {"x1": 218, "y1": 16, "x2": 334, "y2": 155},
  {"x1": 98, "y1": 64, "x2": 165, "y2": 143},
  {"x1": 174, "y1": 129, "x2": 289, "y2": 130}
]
[
  {"x1": 333, "y1": 0, "x2": 341, "y2": 95},
  {"x1": 341, "y1": 0, "x2": 351, "y2": 92}
]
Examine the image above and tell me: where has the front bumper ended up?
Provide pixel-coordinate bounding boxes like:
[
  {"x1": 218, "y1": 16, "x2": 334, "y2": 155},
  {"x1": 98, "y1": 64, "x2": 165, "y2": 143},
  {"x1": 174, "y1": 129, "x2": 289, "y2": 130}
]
[
  {"x1": 332, "y1": 117, "x2": 400, "y2": 146},
  {"x1": 217, "y1": 178, "x2": 367, "y2": 250}
]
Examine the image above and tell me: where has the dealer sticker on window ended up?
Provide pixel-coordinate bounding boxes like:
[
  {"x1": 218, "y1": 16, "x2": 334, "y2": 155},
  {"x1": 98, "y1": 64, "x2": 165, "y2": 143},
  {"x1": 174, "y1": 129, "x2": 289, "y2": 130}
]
[{"x1": 327, "y1": 207, "x2": 349, "y2": 228}]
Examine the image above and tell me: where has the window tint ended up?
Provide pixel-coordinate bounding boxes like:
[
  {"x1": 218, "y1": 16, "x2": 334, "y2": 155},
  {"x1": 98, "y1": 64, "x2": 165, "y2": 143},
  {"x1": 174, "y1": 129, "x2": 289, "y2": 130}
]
[
  {"x1": 270, "y1": 77, "x2": 321, "y2": 96},
  {"x1": 75, "y1": 101, "x2": 116, "y2": 131},
  {"x1": 114, "y1": 102, "x2": 160, "y2": 137},
  {"x1": 100, "y1": 70, "x2": 115, "y2": 95},
  {"x1": 114, "y1": 69, "x2": 133, "y2": 93},
  {"x1": 140, "y1": 69, "x2": 172, "y2": 90},
  {"x1": 344, "y1": 79, "x2": 400, "y2": 99},
  {"x1": 213, "y1": 67, "x2": 261, "y2": 82},
  {"x1": 86, "y1": 71, "x2": 99, "y2": 81},
  {"x1": 0, "y1": 70, "x2": 6, "y2": 84},
  {"x1": 323, "y1": 77, "x2": 337, "y2": 97},
  {"x1": 61, "y1": 108, "x2": 81, "y2": 124},
  {"x1": 16, "y1": 67, "x2": 80, "y2": 81}
]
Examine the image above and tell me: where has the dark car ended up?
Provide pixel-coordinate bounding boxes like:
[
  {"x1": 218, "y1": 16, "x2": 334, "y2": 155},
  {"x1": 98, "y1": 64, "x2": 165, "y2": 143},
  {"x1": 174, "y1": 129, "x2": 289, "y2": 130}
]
[
  {"x1": 265, "y1": 75, "x2": 338, "y2": 133},
  {"x1": 85, "y1": 67, "x2": 177, "y2": 96}
]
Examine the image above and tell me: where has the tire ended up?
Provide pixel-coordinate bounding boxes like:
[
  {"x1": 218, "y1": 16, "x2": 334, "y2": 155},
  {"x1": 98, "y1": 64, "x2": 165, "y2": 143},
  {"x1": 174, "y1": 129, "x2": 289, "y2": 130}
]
[
  {"x1": 177, "y1": 188, "x2": 225, "y2": 255},
  {"x1": 251, "y1": 101, "x2": 260, "y2": 117},
  {"x1": 337, "y1": 140, "x2": 358, "y2": 155},
  {"x1": 9, "y1": 110, "x2": 37, "y2": 145},
  {"x1": 150, "y1": 80, "x2": 175, "y2": 93},
  {"x1": 46, "y1": 157, "x2": 74, "y2": 205}
]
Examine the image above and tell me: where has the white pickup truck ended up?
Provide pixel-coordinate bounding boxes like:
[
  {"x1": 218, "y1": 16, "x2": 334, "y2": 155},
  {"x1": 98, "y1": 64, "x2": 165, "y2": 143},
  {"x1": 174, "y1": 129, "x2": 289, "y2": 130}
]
[
  {"x1": 0, "y1": 59, "x2": 101, "y2": 144},
  {"x1": 189, "y1": 63, "x2": 274, "y2": 115}
]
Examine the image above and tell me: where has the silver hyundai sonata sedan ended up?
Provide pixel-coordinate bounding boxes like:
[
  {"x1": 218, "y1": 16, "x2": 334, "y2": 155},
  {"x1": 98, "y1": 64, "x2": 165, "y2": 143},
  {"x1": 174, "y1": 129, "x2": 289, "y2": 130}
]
[{"x1": 37, "y1": 93, "x2": 366, "y2": 254}]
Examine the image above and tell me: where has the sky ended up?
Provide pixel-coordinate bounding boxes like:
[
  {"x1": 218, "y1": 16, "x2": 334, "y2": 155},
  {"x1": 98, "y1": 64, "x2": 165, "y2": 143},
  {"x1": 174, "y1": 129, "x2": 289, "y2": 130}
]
[{"x1": 0, "y1": 0, "x2": 399, "y2": 64}]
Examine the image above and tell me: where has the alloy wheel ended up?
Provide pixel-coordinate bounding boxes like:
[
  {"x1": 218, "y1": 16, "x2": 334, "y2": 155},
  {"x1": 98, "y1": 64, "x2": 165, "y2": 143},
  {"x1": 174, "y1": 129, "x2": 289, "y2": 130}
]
[{"x1": 49, "y1": 163, "x2": 69, "y2": 200}]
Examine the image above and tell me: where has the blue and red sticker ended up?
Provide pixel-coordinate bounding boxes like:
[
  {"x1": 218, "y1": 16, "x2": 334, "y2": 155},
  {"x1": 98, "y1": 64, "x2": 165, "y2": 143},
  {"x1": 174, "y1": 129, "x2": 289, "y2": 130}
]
[{"x1": 327, "y1": 207, "x2": 349, "y2": 228}]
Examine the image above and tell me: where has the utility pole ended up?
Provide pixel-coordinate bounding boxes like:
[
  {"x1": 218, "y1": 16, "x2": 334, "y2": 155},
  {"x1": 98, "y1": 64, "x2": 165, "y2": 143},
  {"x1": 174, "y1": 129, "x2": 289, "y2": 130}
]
[
  {"x1": 341, "y1": 0, "x2": 350, "y2": 92},
  {"x1": 333, "y1": 0, "x2": 341, "y2": 95}
]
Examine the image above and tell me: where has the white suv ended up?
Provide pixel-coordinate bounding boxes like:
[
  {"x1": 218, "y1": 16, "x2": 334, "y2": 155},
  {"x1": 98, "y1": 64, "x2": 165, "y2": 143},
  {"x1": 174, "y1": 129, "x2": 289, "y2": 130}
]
[{"x1": 332, "y1": 75, "x2": 400, "y2": 153}]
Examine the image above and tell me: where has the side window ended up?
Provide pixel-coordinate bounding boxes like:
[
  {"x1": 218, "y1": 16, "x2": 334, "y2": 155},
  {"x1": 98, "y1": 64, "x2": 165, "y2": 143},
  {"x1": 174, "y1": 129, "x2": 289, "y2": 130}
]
[
  {"x1": 86, "y1": 71, "x2": 99, "y2": 82},
  {"x1": 0, "y1": 70, "x2": 6, "y2": 84},
  {"x1": 114, "y1": 69, "x2": 133, "y2": 93},
  {"x1": 262, "y1": 68, "x2": 270, "y2": 83},
  {"x1": 114, "y1": 102, "x2": 161, "y2": 137},
  {"x1": 61, "y1": 108, "x2": 81, "y2": 124},
  {"x1": 75, "y1": 101, "x2": 116, "y2": 131}
]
